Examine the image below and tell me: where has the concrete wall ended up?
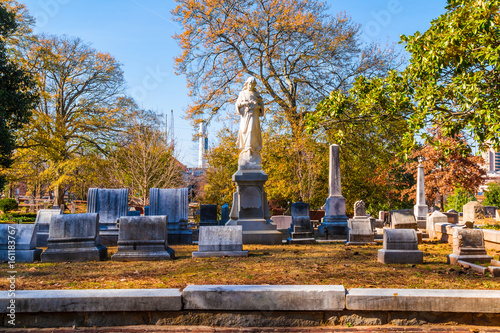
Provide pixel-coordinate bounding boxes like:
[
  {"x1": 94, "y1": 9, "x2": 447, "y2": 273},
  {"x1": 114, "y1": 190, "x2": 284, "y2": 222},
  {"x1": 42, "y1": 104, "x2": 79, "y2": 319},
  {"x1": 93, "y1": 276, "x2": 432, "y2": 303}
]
[
  {"x1": 2, "y1": 286, "x2": 500, "y2": 328},
  {"x1": 435, "y1": 223, "x2": 500, "y2": 250}
]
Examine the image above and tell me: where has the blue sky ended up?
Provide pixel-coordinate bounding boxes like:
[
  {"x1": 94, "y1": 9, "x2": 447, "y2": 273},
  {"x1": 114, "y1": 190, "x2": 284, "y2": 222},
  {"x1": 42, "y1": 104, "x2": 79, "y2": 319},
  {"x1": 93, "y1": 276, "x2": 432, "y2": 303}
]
[{"x1": 21, "y1": 0, "x2": 447, "y2": 167}]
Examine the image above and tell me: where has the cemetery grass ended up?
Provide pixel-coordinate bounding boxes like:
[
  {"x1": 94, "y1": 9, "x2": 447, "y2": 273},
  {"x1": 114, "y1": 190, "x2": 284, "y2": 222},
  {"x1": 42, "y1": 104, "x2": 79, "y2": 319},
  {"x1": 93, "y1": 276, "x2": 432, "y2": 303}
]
[{"x1": 2, "y1": 241, "x2": 500, "y2": 290}]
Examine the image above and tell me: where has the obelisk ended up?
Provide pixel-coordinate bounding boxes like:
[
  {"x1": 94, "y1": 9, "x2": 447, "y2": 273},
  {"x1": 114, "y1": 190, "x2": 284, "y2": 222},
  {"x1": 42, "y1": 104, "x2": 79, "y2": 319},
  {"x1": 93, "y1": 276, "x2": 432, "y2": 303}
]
[
  {"x1": 319, "y1": 144, "x2": 348, "y2": 239},
  {"x1": 414, "y1": 157, "x2": 428, "y2": 229}
]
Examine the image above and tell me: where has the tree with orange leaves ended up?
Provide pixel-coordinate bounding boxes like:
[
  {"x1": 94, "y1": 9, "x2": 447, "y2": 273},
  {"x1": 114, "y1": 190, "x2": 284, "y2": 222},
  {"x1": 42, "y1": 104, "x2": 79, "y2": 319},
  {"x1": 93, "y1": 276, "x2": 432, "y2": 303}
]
[
  {"x1": 402, "y1": 130, "x2": 486, "y2": 211},
  {"x1": 172, "y1": 0, "x2": 399, "y2": 137}
]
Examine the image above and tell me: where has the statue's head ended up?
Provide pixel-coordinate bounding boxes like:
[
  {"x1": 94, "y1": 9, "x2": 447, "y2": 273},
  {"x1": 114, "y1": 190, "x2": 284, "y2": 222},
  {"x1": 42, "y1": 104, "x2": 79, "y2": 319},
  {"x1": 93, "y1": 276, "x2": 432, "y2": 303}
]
[{"x1": 244, "y1": 76, "x2": 257, "y2": 91}]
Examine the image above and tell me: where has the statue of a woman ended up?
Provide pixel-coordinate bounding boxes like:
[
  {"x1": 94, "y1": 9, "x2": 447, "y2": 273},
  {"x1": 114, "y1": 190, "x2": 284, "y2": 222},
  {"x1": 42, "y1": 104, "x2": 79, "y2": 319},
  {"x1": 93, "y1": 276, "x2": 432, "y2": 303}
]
[{"x1": 236, "y1": 76, "x2": 264, "y2": 170}]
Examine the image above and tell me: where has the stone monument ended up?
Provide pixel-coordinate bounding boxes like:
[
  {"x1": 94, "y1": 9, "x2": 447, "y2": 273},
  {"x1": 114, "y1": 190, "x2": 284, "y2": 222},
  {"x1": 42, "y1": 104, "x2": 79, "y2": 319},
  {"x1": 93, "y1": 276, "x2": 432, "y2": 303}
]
[
  {"x1": 34, "y1": 208, "x2": 62, "y2": 247},
  {"x1": 225, "y1": 77, "x2": 281, "y2": 245},
  {"x1": 463, "y1": 201, "x2": 484, "y2": 223},
  {"x1": 426, "y1": 210, "x2": 449, "y2": 239},
  {"x1": 0, "y1": 224, "x2": 42, "y2": 262},
  {"x1": 148, "y1": 188, "x2": 192, "y2": 244},
  {"x1": 111, "y1": 216, "x2": 174, "y2": 261},
  {"x1": 200, "y1": 204, "x2": 218, "y2": 227},
  {"x1": 390, "y1": 209, "x2": 418, "y2": 230},
  {"x1": 414, "y1": 157, "x2": 428, "y2": 229},
  {"x1": 87, "y1": 188, "x2": 129, "y2": 246},
  {"x1": 346, "y1": 200, "x2": 376, "y2": 245},
  {"x1": 318, "y1": 144, "x2": 348, "y2": 238},
  {"x1": 192, "y1": 226, "x2": 248, "y2": 258},
  {"x1": 220, "y1": 203, "x2": 229, "y2": 225},
  {"x1": 447, "y1": 227, "x2": 492, "y2": 265},
  {"x1": 41, "y1": 213, "x2": 107, "y2": 262},
  {"x1": 378, "y1": 229, "x2": 423, "y2": 264},
  {"x1": 287, "y1": 202, "x2": 315, "y2": 244}
]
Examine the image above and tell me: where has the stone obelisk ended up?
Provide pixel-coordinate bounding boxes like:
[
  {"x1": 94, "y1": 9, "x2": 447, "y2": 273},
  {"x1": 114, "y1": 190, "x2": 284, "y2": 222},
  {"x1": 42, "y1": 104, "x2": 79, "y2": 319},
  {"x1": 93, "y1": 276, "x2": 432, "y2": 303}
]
[
  {"x1": 225, "y1": 77, "x2": 282, "y2": 245},
  {"x1": 319, "y1": 144, "x2": 348, "y2": 239},
  {"x1": 414, "y1": 157, "x2": 428, "y2": 229}
]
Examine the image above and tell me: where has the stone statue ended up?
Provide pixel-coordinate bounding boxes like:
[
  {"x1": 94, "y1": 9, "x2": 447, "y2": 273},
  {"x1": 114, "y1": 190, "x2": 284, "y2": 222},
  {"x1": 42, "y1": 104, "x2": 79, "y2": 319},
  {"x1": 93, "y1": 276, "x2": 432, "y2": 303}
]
[{"x1": 236, "y1": 76, "x2": 264, "y2": 170}]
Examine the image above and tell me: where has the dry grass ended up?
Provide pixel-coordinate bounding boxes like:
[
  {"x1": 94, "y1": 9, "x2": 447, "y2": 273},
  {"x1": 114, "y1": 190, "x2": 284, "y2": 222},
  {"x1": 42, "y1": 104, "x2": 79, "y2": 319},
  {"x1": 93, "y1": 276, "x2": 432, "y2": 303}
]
[{"x1": 2, "y1": 241, "x2": 500, "y2": 290}]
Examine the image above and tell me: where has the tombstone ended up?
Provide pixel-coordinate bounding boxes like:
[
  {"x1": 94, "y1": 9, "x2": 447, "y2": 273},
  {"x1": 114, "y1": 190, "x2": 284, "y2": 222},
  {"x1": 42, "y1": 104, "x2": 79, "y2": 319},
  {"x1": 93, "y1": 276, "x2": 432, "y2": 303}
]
[
  {"x1": 200, "y1": 204, "x2": 218, "y2": 227},
  {"x1": 319, "y1": 144, "x2": 348, "y2": 239},
  {"x1": 148, "y1": 188, "x2": 192, "y2": 245},
  {"x1": 379, "y1": 211, "x2": 389, "y2": 226},
  {"x1": 444, "y1": 210, "x2": 459, "y2": 224},
  {"x1": 447, "y1": 228, "x2": 492, "y2": 265},
  {"x1": 70, "y1": 202, "x2": 76, "y2": 214},
  {"x1": 346, "y1": 219, "x2": 376, "y2": 245},
  {"x1": 496, "y1": 209, "x2": 500, "y2": 221},
  {"x1": 484, "y1": 206, "x2": 499, "y2": 218},
  {"x1": 111, "y1": 216, "x2": 174, "y2": 261},
  {"x1": 34, "y1": 209, "x2": 62, "y2": 247},
  {"x1": 220, "y1": 203, "x2": 230, "y2": 225},
  {"x1": 41, "y1": 213, "x2": 107, "y2": 262},
  {"x1": 390, "y1": 209, "x2": 418, "y2": 230},
  {"x1": 272, "y1": 215, "x2": 292, "y2": 230},
  {"x1": 87, "y1": 188, "x2": 129, "y2": 246},
  {"x1": 287, "y1": 202, "x2": 315, "y2": 244},
  {"x1": 427, "y1": 211, "x2": 449, "y2": 239},
  {"x1": 192, "y1": 226, "x2": 248, "y2": 258},
  {"x1": 378, "y1": 229, "x2": 423, "y2": 264},
  {"x1": 144, "y1": 206, "x2": 150, "y2": 216},
  {"x1": 0, "y1": 224, "x2": 42, "y2": 262},
  {"x1": 127, "y1": 210, "x2": 140, "y2": 217},
  {"x1": 462, "y1": 201, "x2": 484, "y2": 223}
]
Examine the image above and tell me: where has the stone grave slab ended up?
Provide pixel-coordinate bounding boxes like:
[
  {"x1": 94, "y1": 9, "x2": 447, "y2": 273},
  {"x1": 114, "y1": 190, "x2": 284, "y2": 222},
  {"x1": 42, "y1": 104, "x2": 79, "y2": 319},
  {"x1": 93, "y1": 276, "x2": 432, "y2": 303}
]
[
  {"x1": 0, "y1": 224, "x2": 42, "y2": 262},
  {"x1": 447, "y1": 228, "x2": 492, "y2": 265},
  {"x1": 378, "y1": 229, "x2": 423, "y2": 264},
  {"x1": 34, "y1": 208, "x2": 62, "y2": 247},
  {"x1": 192, "y1": 226, "x2": 248, "y2": 257}
]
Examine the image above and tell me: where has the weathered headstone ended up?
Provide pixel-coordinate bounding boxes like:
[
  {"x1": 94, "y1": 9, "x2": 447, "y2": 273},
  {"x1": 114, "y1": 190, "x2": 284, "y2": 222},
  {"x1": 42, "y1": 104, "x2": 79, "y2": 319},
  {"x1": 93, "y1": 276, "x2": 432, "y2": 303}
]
[
  {"x1": 127, "y1": 210, "x2": 140, "y2": 217},
  {"x1": 220, "y1": 203, "x2": 229, "y2": 225},
  {"x1": 0, "y1": 224, "x2": 42, "y2": 262},
  {"x1": 111, "y1": 216, "x2": 174, "y2": 261},
  {"x1": 427, "y1": 211, "x2": 449, "y2": 239},
  {"x1": 447, "y1": 228, "x2": 492, "y2": 265},
  {"x1": 272, "y1": 215, "x2": 292, "y2": 230},
  {"x1": 378, "y1": 229, "x2": 423, "y2": 264},
  {"x1": 200, "y1": 204, "x2": 218, "y2": 227},
  {"x1": 41, "y1": 213, "x2": 107, "y2": 262},
  {"x1": 462, "y1": 201, "x2": 484, "y2": 223},
  {"x1": 87, "y1": 188, "x2": 129, "y2": 246},
  {"x1": 287, "y1": 202, "x2": 315, "y2": 244},
  {"x1": 390, "y1": 209, "x2": 418, "y2": 230},
  {"x1": 444, "y1": 209, "x2": 459, "y2": 224},
  {"x1": 34, "y1": 208, "x2": 62, "y2": 247},
  {"x1": 414, "y1": 157, "x2": 428, "y2": 229},
  {"x1": 192, "y1": 226, "x2": 248, "y2": 257},
  {"x1": 484, "y1": 206, "x2": 499, "y2": 218},
  {"x1": 319, "y1": 144, "x2": 348, "y2": 239},
  {"x1": 346, "y1": 200, "x2": 375, "y2": 245},
  {"x1": 148, "y1": 188, "x2": 192, "y2": 244}
]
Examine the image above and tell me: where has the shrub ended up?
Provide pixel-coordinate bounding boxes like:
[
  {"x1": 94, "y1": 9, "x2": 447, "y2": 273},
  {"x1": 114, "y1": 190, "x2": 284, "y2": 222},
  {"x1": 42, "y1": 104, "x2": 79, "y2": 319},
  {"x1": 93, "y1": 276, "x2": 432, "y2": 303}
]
[
  {"x1": 484, "y1": 182, "x2": 500, "y2": 207},
  {"x1": 444, "y1": 188, "x2": 476, "y2": 212},
  {"x1": 0, "y1": 198, "x2": 18, "y2": 214}
]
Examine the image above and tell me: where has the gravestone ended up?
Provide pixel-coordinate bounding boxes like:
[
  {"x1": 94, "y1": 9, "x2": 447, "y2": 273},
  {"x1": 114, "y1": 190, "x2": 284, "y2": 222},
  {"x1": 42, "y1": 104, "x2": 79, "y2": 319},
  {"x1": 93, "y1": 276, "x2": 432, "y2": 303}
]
[
  {"x1": 447, "y1": 228, "x2": 492, "y2": 265},
  {"x1": 444, "y1": 209, "x2": 459, "y2": 224},
  {"x1": 496, "y1": 209, "x2": 500, "y2": 221},
  {"x1": 484, "y1": 206, "x2": 499, "y2": 218},
  {"x1": 148, "y1": 188, "x2": 192, "y2": 244},
  {"x1": 87, "y1": 188, "x2": 129, "y2": 246},
  {"x1": 200, "y1": 204, "x2": 218, "y2": 227},
  {"x1": 462, "y1": 201, "x2": 484, "y2": 222},
  {"x1": 192, "y1": 226, "x2": 248, "y2": 257},
  {"x1": 272, "y1": 216, "x2": 292, "y2": 230},
  {"x1": 378, "y1": 229, "x2": 423, "y2": 264},
  {"x1": 414, "y1": 157, "x2": 428, "y2": 229},
  {"x1": 111, "y1": 216, "x2": 174, "y2": 261},
  {"x1": 287, "y1": 202, "x2": 315, "y2": 244},
  {"x1": 34, "y1": 208, "x2": 62, "y2": 247},
  {"x1": 0, "y1": 224, "x2": 42, "y2": 262},
  {"x1": 220, "y1": 203, "x2": 229, "y2": 225},
  {"x1": 41, "y1": 213, "x2": 107, "y2": 262},
  {"x1": 426, "y1": 211, "x2": 449, "y2": 239},
  {"x1": 127, "y1": 210, "x2": 140, "y2": 217},
  {"x1": 319, "y1": 144, "x2": 348, "y2": 239},
  {"x1": 346, "y1": 200, "x2": 375, "y2": 245},
  {"x1": 144, "y1": 206, "x2": 150, "y2": 216},
  {"x1": 390, "y1": 209, "x2": 418, "y2": 230}
]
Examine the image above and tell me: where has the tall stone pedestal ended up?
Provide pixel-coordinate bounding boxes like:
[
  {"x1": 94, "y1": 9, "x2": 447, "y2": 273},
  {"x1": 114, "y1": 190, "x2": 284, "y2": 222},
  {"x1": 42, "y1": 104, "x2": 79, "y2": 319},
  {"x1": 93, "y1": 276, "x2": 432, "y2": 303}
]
[
  {"x1": 414, "y1": 157, "x2": 428, "y2": 229},
  {"x1": 226, "y1": 170, "x2": 282, "y2": 245}
]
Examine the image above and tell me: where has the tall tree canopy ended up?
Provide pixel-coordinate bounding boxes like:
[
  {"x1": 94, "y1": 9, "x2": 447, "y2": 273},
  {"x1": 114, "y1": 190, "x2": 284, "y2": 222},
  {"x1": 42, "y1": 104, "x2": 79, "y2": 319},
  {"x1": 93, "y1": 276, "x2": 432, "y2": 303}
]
[
  {"x1": 308, "y1": 0, "x2": 500, "y2": 152},
  {"x1": 172, "y1": 0, "x2": 398, "y2": 136},
  {"x1": 16, "y1": 35, "x2": 131, "y2": 205},
  {"x1": 0, "y1": 1, "x2": 38, "y2": 189}
]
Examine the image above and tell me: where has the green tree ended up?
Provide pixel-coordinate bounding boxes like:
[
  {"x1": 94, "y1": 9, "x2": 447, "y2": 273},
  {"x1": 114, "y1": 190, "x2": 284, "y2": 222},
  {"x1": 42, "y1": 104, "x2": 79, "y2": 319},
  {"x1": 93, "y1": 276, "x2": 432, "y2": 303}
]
[
  {"x1": 0, "y1": 2, "x2": 38, "y2": 190},
  {"x1": 308, "y1": 0, "x2": 500, "y2": 153},
  {"x1": 444, "y1": 188, "x2": 476, "y2": 212},
  {"x1": 484, "y1": 182, "x2": 500, "y2": 207}
]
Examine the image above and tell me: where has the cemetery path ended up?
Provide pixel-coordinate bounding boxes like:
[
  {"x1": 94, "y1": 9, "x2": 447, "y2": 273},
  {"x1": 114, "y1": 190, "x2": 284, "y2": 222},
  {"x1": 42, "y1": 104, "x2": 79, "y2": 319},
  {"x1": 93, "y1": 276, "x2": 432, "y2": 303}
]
[{"x1": 1, "y1": 326, "x2": 499, "y2": 332}]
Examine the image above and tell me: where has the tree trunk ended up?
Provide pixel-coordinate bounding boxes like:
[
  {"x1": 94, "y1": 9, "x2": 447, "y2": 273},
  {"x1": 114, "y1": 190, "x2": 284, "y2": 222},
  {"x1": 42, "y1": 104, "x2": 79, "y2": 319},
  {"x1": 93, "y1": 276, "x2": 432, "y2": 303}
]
[{"x1": 53, "y1": 185, "x2": 65, "y2": 207}]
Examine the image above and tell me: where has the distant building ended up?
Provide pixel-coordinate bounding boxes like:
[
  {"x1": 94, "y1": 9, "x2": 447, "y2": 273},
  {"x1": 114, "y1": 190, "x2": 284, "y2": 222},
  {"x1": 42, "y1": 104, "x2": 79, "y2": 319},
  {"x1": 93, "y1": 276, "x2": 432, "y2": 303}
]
[{"x1": 480, "y1": 146, "x2": 500, "y2": 193}]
